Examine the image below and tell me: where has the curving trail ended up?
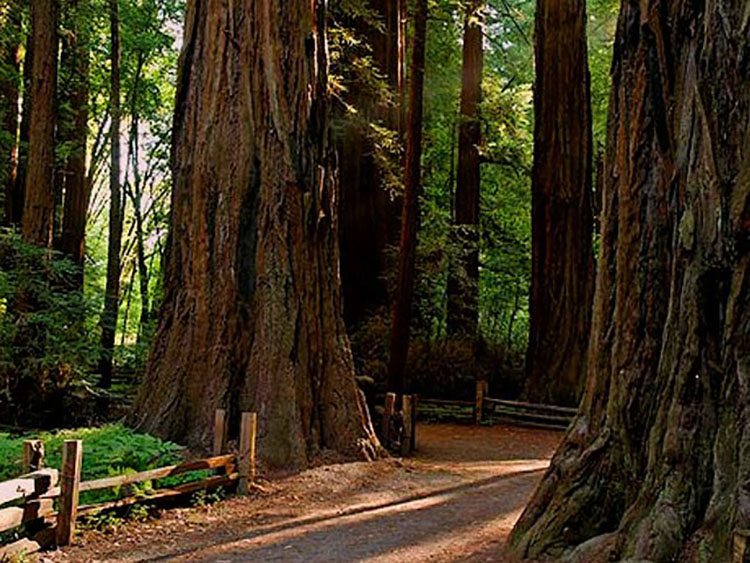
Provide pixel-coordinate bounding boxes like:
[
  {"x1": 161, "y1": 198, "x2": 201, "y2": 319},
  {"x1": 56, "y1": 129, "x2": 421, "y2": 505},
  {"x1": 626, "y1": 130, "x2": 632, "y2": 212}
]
[{"x1": 50, "y1": 424, "x2": 561, "y2": 562}]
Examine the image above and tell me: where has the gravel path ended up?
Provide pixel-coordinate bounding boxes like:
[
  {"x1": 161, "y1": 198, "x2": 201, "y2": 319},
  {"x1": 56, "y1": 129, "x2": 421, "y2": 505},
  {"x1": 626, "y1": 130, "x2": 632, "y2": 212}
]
[{"x1": 47, "y1": 423, "x2": 561, "y2": 562}]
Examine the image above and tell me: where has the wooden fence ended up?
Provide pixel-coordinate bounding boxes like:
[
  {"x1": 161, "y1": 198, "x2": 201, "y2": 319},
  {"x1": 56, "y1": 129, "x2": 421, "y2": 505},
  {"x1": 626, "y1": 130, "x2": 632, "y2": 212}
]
[
  {"x1": 0, "y1": 410, "x2": 257, "y2": 560},
  {"x1": 416, "y1": 381, "x2": 577, "y2": 430}
]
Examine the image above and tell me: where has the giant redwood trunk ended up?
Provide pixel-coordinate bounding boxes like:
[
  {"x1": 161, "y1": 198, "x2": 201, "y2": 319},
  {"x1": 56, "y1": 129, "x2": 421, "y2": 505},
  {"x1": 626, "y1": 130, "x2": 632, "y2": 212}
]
[
  {"x1": 130, "y1": 0, "x2": 380, "y2": 468},
  {"x1": 446, "y1": 0, "x2": 484, "y2": 338},
  {"x1": 509, "y1": 0, "x2": 750, "y2": 560},
  {"x1": 522, "y1": 0, "x2": 594, "y2": 406},
  {"x1": 338, "y1": 0, "x2": 404, "y2": 329}
]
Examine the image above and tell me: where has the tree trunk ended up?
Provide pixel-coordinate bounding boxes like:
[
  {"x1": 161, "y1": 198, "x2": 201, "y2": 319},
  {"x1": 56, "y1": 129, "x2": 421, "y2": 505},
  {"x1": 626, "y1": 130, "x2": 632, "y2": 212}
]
[
  {"x1": 509, "y1": 0, "x2": 750, "y2": 560},
  {"x1": 0, "y1": 2, "x2": 21, "y2": 226},
  {"x1": 59, "y1": 0, "x2": 90, "y2": 281},
  {"x1": 129, "y1": 0, "x2": 380, "y2": 468},
  {"x1": 99, "y1": 0, "x2": 122, "y2": 388},
  {"x1": 522, "y1": 0, "x2": 594, "y2": 407},
  {"x1": 338, "y1": 0, "x2": 404, "y2": 329},
  {"x1": 12, "y1": 29, "x2": 34, "y2": 227},
  {"x1": 446, "y1": 0, "x2": 484, "y2": 338},
  {"x1": 387, "y1": 0, "x2": 427, "y2": 396},
  {"x1": 22, "y1": 0, "x2": 57, "y2": 247}
]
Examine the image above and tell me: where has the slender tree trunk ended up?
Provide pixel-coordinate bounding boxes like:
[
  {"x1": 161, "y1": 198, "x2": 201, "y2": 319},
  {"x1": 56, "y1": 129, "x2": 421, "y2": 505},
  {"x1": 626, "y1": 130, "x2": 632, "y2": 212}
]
[
  {"x1": 99, "y1": 0, "x2": 122, "y2": 388},
  {"x1": 22, "y1": 0, "x2": 58, "y2": 247},
  {"x1": 387, "y1": 0, "x2": 427, "y2": 396},
  {"x1": 1, "y1": 2, "x2": 21, "y2": 226},
  {"x1": 509, "y1": 0, "x2": 750, "y2": 560},
  {"x1": 11, "y1": 27, "x2": 34, "y2": 227},
  {"x1": 446, "y1": 0, "x2": 484, "y2": 338},
  {"x1": 522, "y1": 0, "x2": 594, "y2": 407},
  {"x1": 59, "y1": 0, "x2": 90, "y2": 283},
  {"x1": 338, "y1": 0, "x2": 404, "y2": 329},
  {"x1": 129, "y1": 0, "x2": 380, "y2": 468}
]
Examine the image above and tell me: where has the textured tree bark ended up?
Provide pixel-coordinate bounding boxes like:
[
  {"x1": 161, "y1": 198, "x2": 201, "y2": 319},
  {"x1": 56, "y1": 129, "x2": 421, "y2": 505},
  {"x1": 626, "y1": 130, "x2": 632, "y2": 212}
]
[
  {"x1": 509, "y1": 0, "x2": 750, "y2": 560},
  {"x1": 522, "y1": 0, "x2": 594, "y2": 407},
  {"x1": 446, "y1": 0, "x2": 484, "y2": 338},
  {"x1": 129, "y1": 0, "x2": 380, "y2": 469},
  {"x1": 22, "y1": 0, "x2": 57, "y2": 247},
  {"x1": 338, "y1": 0, "x2": 403, "y2": 330},
  {"x1": 59, "y1": 0, "x2": 90, "y2": 281},
  {"x1": 387, "y1": 0, "x2": 427, "y2": 396},
  {"x1": 0, "y1": 2, "x2": 21, "y2": 226},
  {"x1": 99, "y1": 0, "x2": 122, "y2": 388}
]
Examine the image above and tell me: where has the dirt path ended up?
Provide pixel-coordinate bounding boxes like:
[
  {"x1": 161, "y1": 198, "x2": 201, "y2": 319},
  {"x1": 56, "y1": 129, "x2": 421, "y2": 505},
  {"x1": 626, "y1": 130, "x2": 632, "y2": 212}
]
[{"x1": 47, "y1": 423, "x2": 561, "y2": 562}]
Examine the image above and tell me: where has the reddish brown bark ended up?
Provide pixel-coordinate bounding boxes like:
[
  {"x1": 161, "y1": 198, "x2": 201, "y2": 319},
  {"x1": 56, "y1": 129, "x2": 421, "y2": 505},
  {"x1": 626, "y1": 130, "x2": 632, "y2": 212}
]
[
  {"x1": 338, "y1": 0, "x2": 404, "y2": 329},
  {"x1": 446, "y1": 0, "x2": 484, "y2": 338},
  {"x1": 59, "y1": 0, "x2": 90, "y2": 277},
  {"x1": 509, "y1": 0, "x2": 750, "y2": 560},
  {"x1": 522, "y1": 0, "x2": 594, "y2": 407},
  {"x1": 387, "y1": 0, "x2": 427, "y2": 396},
  {"x1": 22, "y1": 0, "x2": 57, "y2": 247},
  {"x1": 130, "y1": 0, "x2": 380, "y2": 468}
]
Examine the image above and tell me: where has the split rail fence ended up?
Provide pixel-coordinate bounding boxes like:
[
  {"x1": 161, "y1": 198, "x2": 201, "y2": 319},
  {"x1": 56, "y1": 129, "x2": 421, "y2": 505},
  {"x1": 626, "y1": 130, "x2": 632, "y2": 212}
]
[{"x1": 0, "y1": 410, "x2": 256, "y2": 561}]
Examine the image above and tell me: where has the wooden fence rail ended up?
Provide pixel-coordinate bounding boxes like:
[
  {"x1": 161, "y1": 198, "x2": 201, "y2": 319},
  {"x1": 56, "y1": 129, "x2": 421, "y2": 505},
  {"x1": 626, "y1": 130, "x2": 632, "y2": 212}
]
[{"x1": 0, "y1": 410, "x2": 258, "y2": 559}]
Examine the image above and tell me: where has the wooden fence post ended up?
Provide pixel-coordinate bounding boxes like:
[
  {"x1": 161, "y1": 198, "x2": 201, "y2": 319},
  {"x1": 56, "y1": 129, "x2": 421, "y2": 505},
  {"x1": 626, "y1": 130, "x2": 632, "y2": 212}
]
[
  {"x1": 475, "y1": 380, "x2": 487, "y2": 424},
  {"x1": 382, "y1": 392, "x2": 396, "y2": 447},
  {"x1": 56, "y1": 440, "x2": 82, "y2": 547},
  {"x1": 238, "y1": 412, "x2": 257, "y2": 494},
  {"x1": 734, "y1": 530, "x2": 750, "y2": 563},
  {"x1": 213, "y1": 409, "x2": 227, "y2": 456},
  {"x1": 410, "y1": 394, "x2": 419, "y2": 452},
  {"x1": 401, "y1": 395, "x2": 413, "y2": 456},
  {"x1": 23, "y1": 440, "x2": 44, "y2": 472}
]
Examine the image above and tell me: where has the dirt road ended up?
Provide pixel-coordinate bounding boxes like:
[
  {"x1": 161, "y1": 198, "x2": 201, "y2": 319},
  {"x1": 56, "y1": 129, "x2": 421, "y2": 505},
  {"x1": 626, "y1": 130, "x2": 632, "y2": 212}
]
[{"x1": 48, "y1": 423, "x2": 561, "y2": 562}]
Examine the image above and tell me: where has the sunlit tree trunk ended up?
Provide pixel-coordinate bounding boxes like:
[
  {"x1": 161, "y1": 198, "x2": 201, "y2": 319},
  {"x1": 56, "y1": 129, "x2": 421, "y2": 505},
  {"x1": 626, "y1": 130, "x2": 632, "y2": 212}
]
[
  {"x1": 510, "y1": 0, "x2": 750, "y2": 560},
  {"x1": 522, "y1": 0, "x2": 594, "y2": 406},
  {"x1": 446, "y1": 0, "x2": 484, "y2": 338},
  {"x1": 387, "y1": 0, "x2": 427, "y2": 395},
  {"x1": 99, "y1": 0, "x2": 122, "y2": 388},
  {"x1": 338, "y1": 0, "x2": 404, "y2": 330},
  {"x1": 130, "y1": 0, "x2": 380, "y2": 468},
  {"x1": 22, "y1": 0, "x2": 58, "y2": 247}
]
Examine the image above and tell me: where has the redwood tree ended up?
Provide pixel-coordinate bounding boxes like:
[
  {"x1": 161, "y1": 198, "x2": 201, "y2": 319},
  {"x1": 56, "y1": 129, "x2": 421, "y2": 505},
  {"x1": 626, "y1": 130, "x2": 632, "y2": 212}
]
[
  {"x1": 0, "y1": 2, "x2": 21, "y2": 226},
  {"x1": 130, "y1": 0, "x2": 380, "y2": 468},
  {"x1": 58, "y1": 0, "x2": 90, "y2": 280},
  {"x1": 509, "y1": 0, "x2": 750, "y2": 560},
  {"x1": 446, "y1": 0, "x2": 484, "y2": 338},
  {"x1": 522, "y1": 0, "x2": 594, "y2": 406},
  {"x1": 99, "y1": 0, "x2": 122, "y2": 387},
  {"x1": 338, "y1": 0, "x2": 404, "y2": 329},
  {"x1": 387, "y1": 0, "x2": 427, "y2": 395},
  {"x1": 22, "y1": 0, "x2": 57, "y2": 247}
]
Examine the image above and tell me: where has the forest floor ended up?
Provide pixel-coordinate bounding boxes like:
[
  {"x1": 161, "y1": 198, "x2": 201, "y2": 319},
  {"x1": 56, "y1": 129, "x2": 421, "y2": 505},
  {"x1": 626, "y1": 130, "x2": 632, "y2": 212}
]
[{"x1": 44, "y1": 423, "x2": 561, "y2": 562}]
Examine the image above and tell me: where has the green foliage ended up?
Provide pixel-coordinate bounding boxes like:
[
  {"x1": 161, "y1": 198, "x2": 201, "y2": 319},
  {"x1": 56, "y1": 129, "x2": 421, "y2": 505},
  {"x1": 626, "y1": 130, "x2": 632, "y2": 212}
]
[
  {"x1": 0, "y1": 424, "x2": 185, "y2": 505},
  {"x1": 0, "y1": 231, "x2": 100, "y2": 417}
]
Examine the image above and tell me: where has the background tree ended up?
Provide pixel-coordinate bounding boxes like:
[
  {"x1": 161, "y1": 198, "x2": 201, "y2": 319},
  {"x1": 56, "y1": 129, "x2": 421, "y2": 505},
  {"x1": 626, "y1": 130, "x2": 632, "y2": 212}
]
[
  {"x1": 446, "y1": 0, "x2": 484, "y2": 339},
  {"x1": 510, "y1": 0, "x2": 750, "y2": 559},
  {"x1": 129, "y1": 0, "x2": 380, "y2": 467},
  {"x1": 388, "y1": 0, "x2": 428, "y2": 396},
  {"x1": 58, "y1": 0, "x2": 91, "y2": 281},
  {"x1": 522, "y1": 0, "x2": 594, "y2": 406},
  {"x1": 99, "y1": 0, "x2": 123, "y2": 388},
  {"x1": 336, "y1": 0, "x2": 404, "y2": 331},
  {"x1": 0, "y1": 0, "x2": 22, "y2": 226}
]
